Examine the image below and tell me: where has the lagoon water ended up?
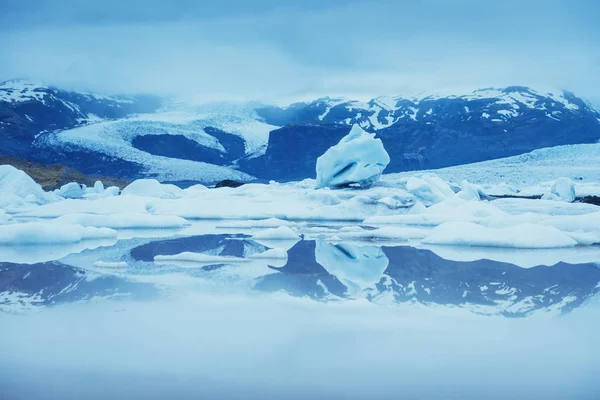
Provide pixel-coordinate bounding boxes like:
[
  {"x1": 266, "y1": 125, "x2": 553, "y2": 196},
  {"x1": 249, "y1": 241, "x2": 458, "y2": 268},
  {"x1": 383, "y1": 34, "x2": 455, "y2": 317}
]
[{"x1": 1, "y1": 228, "x2": 599, "y2": 399}]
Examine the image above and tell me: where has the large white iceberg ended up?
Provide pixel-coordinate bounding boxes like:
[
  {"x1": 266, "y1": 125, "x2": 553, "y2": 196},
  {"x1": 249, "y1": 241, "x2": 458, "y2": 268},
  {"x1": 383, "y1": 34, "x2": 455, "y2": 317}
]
[{"x1": 316, "y1": 124, "x2": 390, "y2": 189}]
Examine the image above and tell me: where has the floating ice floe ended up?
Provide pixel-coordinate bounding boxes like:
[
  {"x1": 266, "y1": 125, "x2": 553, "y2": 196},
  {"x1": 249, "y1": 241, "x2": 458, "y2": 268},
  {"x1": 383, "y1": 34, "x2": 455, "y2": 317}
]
[
  {"x1": 54, "y1": 212, "x2": 189, "y2": 229},
  {"x1": 316, "y1": 124, "x2": 390, "y2": 189},
  {"x1": 0, "y1": 222, "x2": 117, "y2": 245}
]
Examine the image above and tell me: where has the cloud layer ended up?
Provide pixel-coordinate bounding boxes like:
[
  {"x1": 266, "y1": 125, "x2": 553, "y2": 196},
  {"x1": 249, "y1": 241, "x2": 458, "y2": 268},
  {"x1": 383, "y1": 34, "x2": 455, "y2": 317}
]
[{"x1": 1, "y1": 0, "x2": 599, "y2": 102}]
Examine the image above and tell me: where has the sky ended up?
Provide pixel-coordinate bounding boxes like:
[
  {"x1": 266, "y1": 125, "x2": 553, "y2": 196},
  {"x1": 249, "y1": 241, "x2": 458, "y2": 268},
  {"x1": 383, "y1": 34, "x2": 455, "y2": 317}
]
[{"x1": 1, "y1": 0, "x2": 599, "y2": 104}]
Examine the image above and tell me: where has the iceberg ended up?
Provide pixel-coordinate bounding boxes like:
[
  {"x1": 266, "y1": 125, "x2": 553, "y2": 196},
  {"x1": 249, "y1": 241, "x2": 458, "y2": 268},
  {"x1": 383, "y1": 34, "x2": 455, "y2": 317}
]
[{"x1": 316, "y1": 124, "x2": 390, "y2": 189}]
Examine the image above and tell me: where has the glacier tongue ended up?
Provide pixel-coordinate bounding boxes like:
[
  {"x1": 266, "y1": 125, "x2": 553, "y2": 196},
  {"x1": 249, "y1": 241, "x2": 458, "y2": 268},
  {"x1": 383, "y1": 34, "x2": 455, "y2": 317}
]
[{"x1": 315, "y1": 124, "x2": 390, "y2": 189}]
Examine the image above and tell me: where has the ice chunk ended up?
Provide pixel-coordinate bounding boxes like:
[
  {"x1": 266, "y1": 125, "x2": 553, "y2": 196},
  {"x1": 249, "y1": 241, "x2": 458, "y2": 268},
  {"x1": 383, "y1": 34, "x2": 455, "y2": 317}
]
[
  {"x1": 0, "y1": 165, "x2": 57, "y2": 207},
  {"x1": 550, "y1": 178, "x2": 576, "y2": 202},
  {"x1": 252, "y1": 226, "x2": 300, "y2": 240},
  {"x1": 93, "y1": 181, "x2": 105, "y2": 194},
  {"x1": 121, "y1": 179, "x2": 183, "y2": 199},
  {"x1": 315, "y1": 124, "x2": 390, "y2": 189},
  {"x1": 315, "y1": 241, "x2": 389, "y2": 296},
  {"x1": 60, "y1": 182, "x2": 85, "y2": 199},
  {"x1": 54, "y1": 213, "x2": 189, "y2": 229},
  {"x1": 105, "y1": 186, "x2": 120, "y2": 196},
  {"x1": 422, "y1": 221, "x2": 577, "y2": 249},
  {"x1": 0, "y1": 222, "x2": 117, "y2": 245},
  {"x1": 405, "y1": 174, "x2": 455, "y2": 205}
]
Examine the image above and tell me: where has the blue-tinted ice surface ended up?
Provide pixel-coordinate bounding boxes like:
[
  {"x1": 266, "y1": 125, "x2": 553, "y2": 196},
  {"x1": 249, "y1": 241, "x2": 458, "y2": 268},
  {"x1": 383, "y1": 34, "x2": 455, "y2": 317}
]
[{"x1": 1, "y1": 233, "x2": 599, "y2": 399}]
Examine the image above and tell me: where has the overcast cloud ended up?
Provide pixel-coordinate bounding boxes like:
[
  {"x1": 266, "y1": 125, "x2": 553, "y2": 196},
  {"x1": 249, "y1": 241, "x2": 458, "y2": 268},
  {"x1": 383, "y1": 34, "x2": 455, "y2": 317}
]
[{"x1": 1, "y1": 0, "x2": 599, "y2": 103}]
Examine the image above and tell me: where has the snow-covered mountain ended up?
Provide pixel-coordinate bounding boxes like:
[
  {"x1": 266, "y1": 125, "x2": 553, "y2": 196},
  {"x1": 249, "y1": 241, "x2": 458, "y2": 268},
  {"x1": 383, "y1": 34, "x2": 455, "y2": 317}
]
[
  {"x1": 246, "y1": 86, "x2": 600, "y2": 180},
  {"x1": 1, "y1": 81, "x2": 599, "y2": 184}
]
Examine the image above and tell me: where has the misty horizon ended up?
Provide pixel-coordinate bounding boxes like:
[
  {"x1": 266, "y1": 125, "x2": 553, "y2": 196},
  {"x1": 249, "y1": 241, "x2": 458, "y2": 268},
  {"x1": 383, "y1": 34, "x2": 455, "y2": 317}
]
[{"x1": 1, "y1": 0, "x2": 599, "y2": 105}]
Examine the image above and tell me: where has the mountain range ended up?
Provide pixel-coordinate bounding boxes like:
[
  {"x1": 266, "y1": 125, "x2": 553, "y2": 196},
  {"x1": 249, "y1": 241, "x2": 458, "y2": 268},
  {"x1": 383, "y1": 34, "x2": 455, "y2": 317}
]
[{"x1": 1, "y1": 79, "x2": 599, "y2": 184}]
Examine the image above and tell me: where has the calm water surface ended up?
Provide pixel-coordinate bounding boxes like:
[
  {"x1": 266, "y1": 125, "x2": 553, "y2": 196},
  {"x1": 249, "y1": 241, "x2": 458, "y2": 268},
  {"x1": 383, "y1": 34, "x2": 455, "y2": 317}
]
[{"x1": 1, "y1": 230, "x2": 599, "y2": 399}]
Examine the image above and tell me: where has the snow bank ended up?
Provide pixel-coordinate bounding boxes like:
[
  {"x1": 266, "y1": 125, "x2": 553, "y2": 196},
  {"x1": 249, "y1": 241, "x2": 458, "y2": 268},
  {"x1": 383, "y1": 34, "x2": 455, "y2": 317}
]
[
  {"x1": 0, "y1": 165, "x2": 57, "y2": 207},
  {"x1": 405, "y1": 173, "x2": 455, "y2": 205},
  {"x1": 121, "y1": 179, "x2": 183, "y2": 199},
  {"x1": 316, "y1": 124, "x2": 389, "y2": 189},
  {"x1": 54, "y1": 213, "x2": 189, "y2": 229},
  {"x1": 0, "y1": 222, "x2": 117, "y2": 245},
  {"x1": 422, "y1": 222, "x2": 577, "y2": 249},
  {"x1": 252, "y1": 226, "x2": 300, "y2": 240}
]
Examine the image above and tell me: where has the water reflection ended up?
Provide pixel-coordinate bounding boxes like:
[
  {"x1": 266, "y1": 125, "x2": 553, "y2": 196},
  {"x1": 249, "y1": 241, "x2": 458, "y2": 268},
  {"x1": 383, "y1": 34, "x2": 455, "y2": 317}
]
[
  {"x1": 0, "y1": 261, "x2": 159, "y2": 313},
  {"x1": 1, "y1": 233, "x2": 599, "y2": 317}
]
